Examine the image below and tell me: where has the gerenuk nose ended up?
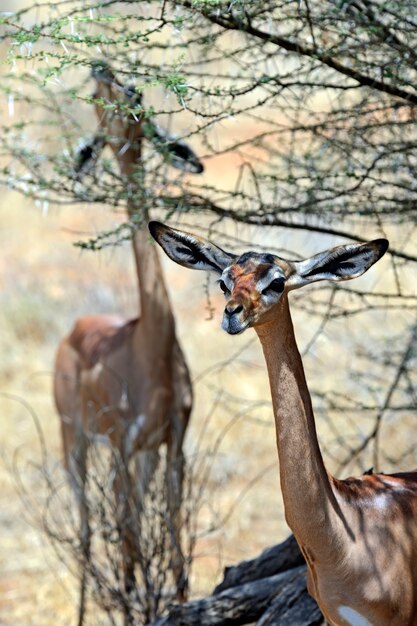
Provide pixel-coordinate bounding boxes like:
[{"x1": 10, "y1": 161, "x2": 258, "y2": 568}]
[{"x1": 225, "y1": 302, "x2": 243, "y2": 316}]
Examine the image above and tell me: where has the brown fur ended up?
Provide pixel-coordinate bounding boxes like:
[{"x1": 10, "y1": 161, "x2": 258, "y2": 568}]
[
  {"x1": 54, "y1": 66, "x2": 193, "y2": 622},
  {"x1": 68, "y1": 315, "x2": 136, "y2": 369},
  {"x1": 149, "y1": 223, "x2": 417, "y2": 626}
]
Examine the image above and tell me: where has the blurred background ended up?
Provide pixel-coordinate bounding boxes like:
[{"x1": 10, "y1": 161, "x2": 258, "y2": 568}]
[{"x1": 0, "y1": 1, "x2": 416, "y2": 624}]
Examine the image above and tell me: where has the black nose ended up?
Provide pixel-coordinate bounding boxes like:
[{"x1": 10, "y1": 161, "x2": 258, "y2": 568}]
[{"x1": 225, "y1": 303, "x2": 243, "y2": 316}]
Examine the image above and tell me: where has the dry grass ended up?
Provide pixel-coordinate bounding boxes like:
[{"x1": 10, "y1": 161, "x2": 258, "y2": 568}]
[
  {"x1": 0, "y1": 194, "x2": 285, "y2": 625},
  {"x1": 0, "y1": 190, "x2": 415, "y2": 625}
]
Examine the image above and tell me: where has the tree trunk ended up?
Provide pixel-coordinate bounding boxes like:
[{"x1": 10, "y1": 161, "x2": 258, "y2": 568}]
[
  {"x1": 147, "y1": 536, "x2": 324, "y2": 626},
  {"x1": 214, "y1": 534, "x2": 304, "y2": 594}
]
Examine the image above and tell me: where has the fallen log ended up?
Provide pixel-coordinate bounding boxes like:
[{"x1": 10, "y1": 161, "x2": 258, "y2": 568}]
[
  {"x1": 255, "y1": 569, "x2": 323, "y2": 626},
  {"x1": 147, "y1": 535, "x2": 324, "y2": 626},
  {"x1": 150, "y1": 565, "x2": 306, "y2": 626},
  {"x1": 214, "y1": 534, "x2": 304, "y2": 594}
]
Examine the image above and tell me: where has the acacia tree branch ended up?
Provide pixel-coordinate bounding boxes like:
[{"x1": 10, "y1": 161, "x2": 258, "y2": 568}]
[
  {"x1": 178, "y1": 1, "x2": 417, "y2": 105},
  {"x1": 164, "y1": 194, "x2": 417, "y2": 264},
  {"x1": 335, "y1": 319, "x2": 417, "y2": 473}
]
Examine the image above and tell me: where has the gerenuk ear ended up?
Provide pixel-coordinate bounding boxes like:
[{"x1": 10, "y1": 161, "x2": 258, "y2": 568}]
[
  {"x1": 148, "y1": 125, "x2": 204, "y2": 174},
  {"x1": 287, "y1": 239, "x2": 388, "y2": 289},
  {"x1": 148, "y1": 221, "x2": 235, "y2": 274}
]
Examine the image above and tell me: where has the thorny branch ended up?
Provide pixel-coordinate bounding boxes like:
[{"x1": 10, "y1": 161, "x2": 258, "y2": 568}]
[{"x1": 1, "y1": 0, "x2": 417, "y2": 577}]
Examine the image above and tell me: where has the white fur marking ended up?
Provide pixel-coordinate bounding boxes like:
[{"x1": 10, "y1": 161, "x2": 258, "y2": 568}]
[
  {"x1": 372, "y1": 492, "x2": 389, "y2": 510},
  {"x1": 118, "y1": 388, "x2": 129, "y2": 411},
  {"x1": 125, "y1": 414, "x2": 146, "y2": 457},
  {"x1": 338, "y1": 606, "x2": 372, "y2": 626},
  {"x1": 90, "y1": 362, "x2": 103, "y2": 381}
]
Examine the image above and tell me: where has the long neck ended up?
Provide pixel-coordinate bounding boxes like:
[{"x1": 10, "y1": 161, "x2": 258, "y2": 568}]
[
  {"x1": 116, "y1": 147, "x2": 175, "y2": 351},
  {"x1": 255, "y1": 296, "x2": 343, "y2": 552},
  {"x1": 131, "y1": 227, "x2": 174, "y2": 336}
]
